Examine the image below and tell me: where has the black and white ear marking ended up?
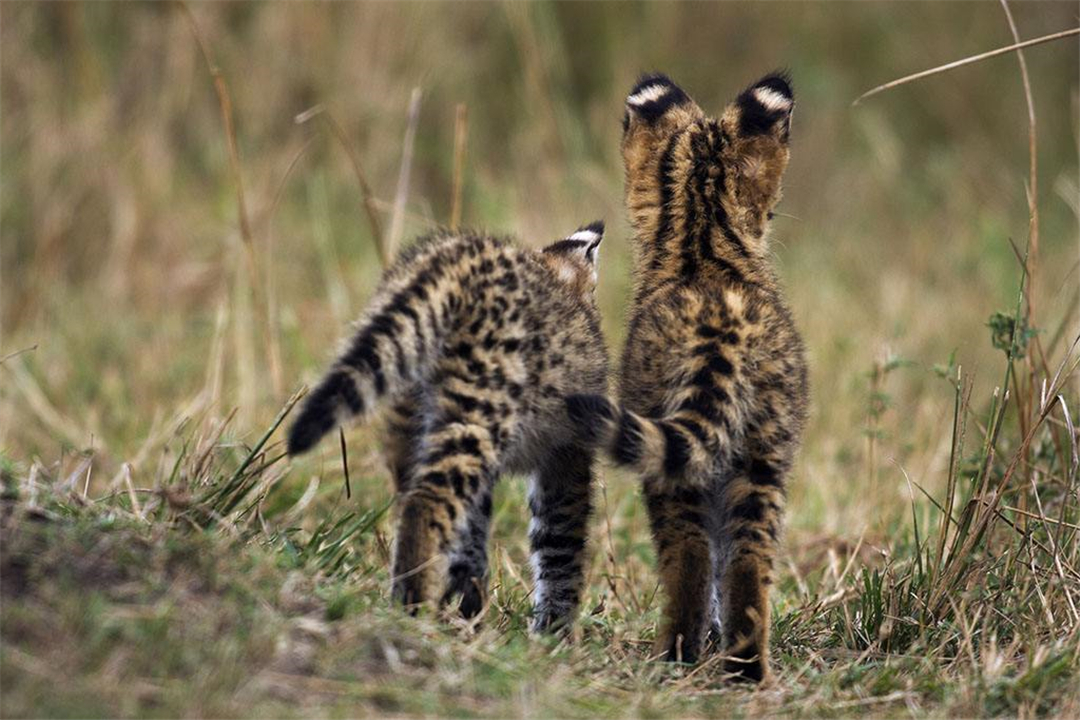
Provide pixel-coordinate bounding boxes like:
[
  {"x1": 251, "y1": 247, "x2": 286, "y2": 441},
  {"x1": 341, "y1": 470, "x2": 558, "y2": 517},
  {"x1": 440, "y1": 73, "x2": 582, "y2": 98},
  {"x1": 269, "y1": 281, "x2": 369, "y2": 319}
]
[
  {"x1": 565, "y1": 220, "x2": 604, "y2": 266},
  {"x1": 624, "y1": 73, "x2": 691, "y2": 127},
  {"x1": 542, "y1": 220, "x2": 605, "y2": 285},
  {"x1": 737, "y1": 72, "x2": 794, "y2": 137}
]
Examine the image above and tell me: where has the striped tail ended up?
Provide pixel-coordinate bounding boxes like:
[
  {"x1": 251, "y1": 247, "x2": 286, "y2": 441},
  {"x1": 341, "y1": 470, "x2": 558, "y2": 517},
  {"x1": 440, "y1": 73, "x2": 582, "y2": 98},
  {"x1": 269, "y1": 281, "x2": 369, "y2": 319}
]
[
  {"x1": 565, "y1": 394, "x2": 736, "y2": 485},
  {"x1": 287, "y1": 251, "x2": 458, "y2": 456}
]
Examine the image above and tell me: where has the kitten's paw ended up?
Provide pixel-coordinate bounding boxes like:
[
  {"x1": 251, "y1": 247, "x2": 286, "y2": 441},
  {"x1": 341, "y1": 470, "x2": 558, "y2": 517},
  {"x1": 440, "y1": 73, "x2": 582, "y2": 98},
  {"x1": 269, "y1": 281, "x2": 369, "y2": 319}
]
[
  {"x1": 722, "y1": 647, "x2": 769, "y2": 683},
  {"x1": 530, "y1": 606, "x2": 574, "y2": 636}
]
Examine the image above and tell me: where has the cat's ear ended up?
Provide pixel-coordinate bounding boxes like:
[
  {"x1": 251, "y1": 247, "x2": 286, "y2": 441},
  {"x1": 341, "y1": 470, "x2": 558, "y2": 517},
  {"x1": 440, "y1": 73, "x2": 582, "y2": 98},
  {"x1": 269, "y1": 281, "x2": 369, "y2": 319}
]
[
  {"x1": 541, "y1": 221, "x2": 604, "y2": 285},
  {"x1": 565, "y1": 220, "x2": 604, "y2": 268},
  {"x1": 731, "y1": 72, "x2": 794, "y2": 142},
  {"x1": 720, "y1": 73, "x2": 795, "y2": 239},
  {"x1": 544, "y1": 220, "x2": 603, "y2": 264},
  {"x1": 623, "y1": 73, "x2": 703, "y2": 133}
]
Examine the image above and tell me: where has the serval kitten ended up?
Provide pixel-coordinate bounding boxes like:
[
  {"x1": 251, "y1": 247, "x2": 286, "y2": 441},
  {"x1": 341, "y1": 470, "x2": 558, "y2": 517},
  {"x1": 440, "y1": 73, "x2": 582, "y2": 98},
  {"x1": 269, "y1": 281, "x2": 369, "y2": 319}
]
[
  {"x1": 289, "y1": 224, "x2": 608, "y2": 632},
  {"x1": 568, "y1": 73, "x2": 808, "y2": 681}
]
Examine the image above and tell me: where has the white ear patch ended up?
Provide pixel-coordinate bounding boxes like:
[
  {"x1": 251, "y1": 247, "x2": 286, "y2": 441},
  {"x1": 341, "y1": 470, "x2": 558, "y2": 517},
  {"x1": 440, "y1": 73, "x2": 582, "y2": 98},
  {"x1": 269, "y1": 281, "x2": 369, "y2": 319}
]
[
  {"x1": 566, "y1": 228, "x2": 602, "y2": 244},
  {"x1": 627, "y1": 84, "x2": 670, "y2": 107},
  {"x1": 753, "y1": 87, "x2": 792, "y2": 113}
]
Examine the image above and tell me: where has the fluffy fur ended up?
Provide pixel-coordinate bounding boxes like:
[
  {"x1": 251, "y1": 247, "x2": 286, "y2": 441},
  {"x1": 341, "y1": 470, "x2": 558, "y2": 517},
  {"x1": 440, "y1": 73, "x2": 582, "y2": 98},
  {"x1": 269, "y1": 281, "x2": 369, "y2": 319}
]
[
  {"x1": 569, "y1": 72, "x2": 808, "y2": 681},
  {"x1": 290, "y1": 224, "x2": 608, "y2": 632}
]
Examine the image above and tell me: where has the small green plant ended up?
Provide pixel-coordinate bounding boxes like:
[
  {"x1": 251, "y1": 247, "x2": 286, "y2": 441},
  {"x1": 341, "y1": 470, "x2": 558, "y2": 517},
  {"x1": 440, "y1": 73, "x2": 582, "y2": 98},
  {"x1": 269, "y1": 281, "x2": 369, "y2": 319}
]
[
  {"x1": 271, "y1": 500, "x2": 391, "y2": 579},
  {"x1": 986, "y1": 310, "x2": 1038, "y2": 359},
  {"x1": 864, "y1": 350, "x2": 913, "y2": 485}
]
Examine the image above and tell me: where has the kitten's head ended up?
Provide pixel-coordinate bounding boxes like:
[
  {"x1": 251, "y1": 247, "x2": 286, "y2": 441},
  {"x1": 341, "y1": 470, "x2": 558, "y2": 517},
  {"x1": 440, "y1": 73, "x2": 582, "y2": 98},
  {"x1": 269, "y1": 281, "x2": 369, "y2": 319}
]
[
  {"x1": 622, "y1": 72, "x2": 793, "y2": 256},
  {"x1": 541, "y1": 220, "x2": 604, "y2": 298}
]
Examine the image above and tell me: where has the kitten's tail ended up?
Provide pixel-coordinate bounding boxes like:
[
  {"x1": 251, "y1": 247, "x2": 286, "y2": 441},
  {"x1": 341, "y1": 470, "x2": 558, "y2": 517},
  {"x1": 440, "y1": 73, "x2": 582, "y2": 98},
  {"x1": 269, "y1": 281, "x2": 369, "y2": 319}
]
[
  {"x1": 287, "y1": 243, "x2": 460, "y2": 456},
  {"x1": 565, "y1": 393, "x2": 739, "y2": 486}
]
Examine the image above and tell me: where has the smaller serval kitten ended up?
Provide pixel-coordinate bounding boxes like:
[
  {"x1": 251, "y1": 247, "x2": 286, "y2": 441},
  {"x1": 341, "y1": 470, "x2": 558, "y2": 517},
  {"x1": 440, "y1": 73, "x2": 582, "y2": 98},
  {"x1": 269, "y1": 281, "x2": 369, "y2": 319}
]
[
  {"x1": 568, "y1": 73, "x2": 808, "y2": 681},
  {"x1": 288, "y1": 223, "x2": 608, "y2": 632}
]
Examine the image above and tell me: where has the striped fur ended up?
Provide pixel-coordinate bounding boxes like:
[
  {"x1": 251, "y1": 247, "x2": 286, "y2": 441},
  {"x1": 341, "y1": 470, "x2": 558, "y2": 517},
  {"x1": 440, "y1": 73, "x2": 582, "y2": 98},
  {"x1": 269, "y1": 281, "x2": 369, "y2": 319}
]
[
  {"x1": 569, "y1": 72, "x2": 808, "y2": 681},
  {"x1": 290, "y1": 224, "x2": 608, "y2": 632}
]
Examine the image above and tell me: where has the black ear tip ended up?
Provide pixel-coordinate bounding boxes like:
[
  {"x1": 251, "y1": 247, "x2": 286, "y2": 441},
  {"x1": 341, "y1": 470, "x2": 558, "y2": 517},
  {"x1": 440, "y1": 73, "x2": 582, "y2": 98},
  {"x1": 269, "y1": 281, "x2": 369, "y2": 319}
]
[
  {"x1": 630, "y1": 72, "x2": 675, "y2": 95},
  {"x1": 754, "y1": 70, "x2": 794, "y2": 101},
  {"x1": 579, "y1": 219, "x2": 604, "y2": 236},
  {"x1": 625, "y1": 72, "x2": 691, "y2": 124}
]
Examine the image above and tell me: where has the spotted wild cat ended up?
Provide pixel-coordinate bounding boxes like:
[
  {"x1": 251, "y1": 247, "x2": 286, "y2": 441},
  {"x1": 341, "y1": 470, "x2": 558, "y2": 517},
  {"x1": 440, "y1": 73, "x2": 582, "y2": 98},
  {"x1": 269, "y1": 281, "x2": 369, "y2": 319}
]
[
  {"x1": 288, "y1": 223, "x2": 608, "y2": 632},
  {"x1": 567, "y1": 73, "x2": 808, "y2": 681}
]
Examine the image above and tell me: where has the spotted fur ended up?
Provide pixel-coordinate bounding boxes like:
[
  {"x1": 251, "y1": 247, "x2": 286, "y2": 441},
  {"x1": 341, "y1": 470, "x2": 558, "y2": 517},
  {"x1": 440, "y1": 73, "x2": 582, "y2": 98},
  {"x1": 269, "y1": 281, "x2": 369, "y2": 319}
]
[
  {"x1": 568, "y1": 73, "x2": 808, "y2": 680},
  {"x1": 290, "y1": 223, "x2": 608, "y2": 632}
]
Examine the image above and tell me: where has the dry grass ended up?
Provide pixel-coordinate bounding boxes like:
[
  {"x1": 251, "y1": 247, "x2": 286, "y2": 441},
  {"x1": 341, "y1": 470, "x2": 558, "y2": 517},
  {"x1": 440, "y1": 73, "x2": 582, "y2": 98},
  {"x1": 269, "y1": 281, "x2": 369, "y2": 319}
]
[{"x1": 1, "y1": 2, "x2": 1079, "y2": 717}]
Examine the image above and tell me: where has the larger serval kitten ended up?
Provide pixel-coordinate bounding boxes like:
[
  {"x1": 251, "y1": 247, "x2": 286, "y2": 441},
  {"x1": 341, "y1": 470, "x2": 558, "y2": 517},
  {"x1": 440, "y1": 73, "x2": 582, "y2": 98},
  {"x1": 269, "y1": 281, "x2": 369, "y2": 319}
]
[
  {"x1": 567, "y1": 73, "x2": 808, "y2": 681},
  {"x1": 289, "y1": 224, "x2": 608, "y2": 632}
]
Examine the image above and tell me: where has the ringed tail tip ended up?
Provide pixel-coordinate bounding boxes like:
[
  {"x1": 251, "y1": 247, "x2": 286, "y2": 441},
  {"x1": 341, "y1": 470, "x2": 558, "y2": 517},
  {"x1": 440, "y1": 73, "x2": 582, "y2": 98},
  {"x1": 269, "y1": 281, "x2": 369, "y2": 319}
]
[
  {"x1": 286, "y1": 405, "x2": 334, "y2": 456},
  {"x1": 286, "y1": 373, "x2": 357, "y2": 455}
]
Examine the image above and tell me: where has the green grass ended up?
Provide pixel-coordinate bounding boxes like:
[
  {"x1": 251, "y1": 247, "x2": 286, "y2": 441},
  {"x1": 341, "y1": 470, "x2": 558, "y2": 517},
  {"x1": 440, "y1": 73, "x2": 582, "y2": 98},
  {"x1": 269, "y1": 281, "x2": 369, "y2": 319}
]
[
  {"x1": 3, "y1": 295, "x2": 1078, "y2": 716},
  {"x1": 2, "y1": 2, "x2": 1079, "y2": 717}
]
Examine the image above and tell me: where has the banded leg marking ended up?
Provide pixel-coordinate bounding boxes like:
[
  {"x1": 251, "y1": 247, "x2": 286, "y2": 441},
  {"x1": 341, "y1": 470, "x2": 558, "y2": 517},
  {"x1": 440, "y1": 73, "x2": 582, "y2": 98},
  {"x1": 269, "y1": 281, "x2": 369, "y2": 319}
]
[
  {"x1": 391, "y1": 418, "x2": 499, "y2": 612},
  {"x1": 528, "y1": 447, "x2": 595, "y2": 633},
  {"x1": 644, "y1": 483, "x2": 715, "y2": 663},
  {"x1": 717, "y1": 457, "x2": 786, "y2": 682}
]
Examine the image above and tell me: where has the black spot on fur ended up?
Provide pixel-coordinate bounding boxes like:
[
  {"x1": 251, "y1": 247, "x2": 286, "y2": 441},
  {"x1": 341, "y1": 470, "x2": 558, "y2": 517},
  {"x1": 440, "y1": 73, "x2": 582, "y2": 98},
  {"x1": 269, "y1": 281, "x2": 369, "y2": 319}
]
[
  {"x1": 672, "y1": 416, "x2": 708, "y2": 444},
  {"x1": 679, "y1": 392, "x2": 720, "y2": 423},
  {"x1": 708, "y1": 354, "x2": 734, "y2": 376},
  {"x1": 679, "y1": 508, "x2": 707, "y2": 528},
  {"x1": 344, "y1": 342, "x2": 385, "y2": 395},
  {"x1": 649, "y1": 130, "x2": 683, "y2": 271},
  {"x1": 729, "y1": 497, "x2": 766, "y2": 523},
  {"x1": 531, "y1": 531, "x2": 587, "y2": 551},
  {"x1": 747, "y1": 459, "x2": 783, "y2": 488}
]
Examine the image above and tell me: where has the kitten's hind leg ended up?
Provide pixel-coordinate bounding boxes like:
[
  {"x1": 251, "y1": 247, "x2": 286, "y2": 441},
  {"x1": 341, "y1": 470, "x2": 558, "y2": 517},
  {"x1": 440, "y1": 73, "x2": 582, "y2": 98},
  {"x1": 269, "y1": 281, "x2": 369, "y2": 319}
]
[
  {"x1": 644, "y1": 482, "x2": 715, "y2": 664},
  {"x1": 383, "y1": 386, "x2": 424, "y2": 494},
  {"x1": 716, "y1": 454, "x2": 787, "y2": 683},
  {"x1": 442, "y1": 484, "x2": 494, "y2": 619},
  {"x1": 391, "y1": 389, "x2": 502, "y2": 612},
  {"x1": 528, "y1": 446, "x2": 595, "y2": 634}
]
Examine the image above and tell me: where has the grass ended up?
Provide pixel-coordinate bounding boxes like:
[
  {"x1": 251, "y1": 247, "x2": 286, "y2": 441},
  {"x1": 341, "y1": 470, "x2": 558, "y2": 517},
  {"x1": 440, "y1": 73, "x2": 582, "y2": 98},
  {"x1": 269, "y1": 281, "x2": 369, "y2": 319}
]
[
  {"x1": 2, "y1": 2, "x2": 1079, "y2": 717},
  {"x1": 3, "y1": 327, "x2": 1078, "y2": 717}
]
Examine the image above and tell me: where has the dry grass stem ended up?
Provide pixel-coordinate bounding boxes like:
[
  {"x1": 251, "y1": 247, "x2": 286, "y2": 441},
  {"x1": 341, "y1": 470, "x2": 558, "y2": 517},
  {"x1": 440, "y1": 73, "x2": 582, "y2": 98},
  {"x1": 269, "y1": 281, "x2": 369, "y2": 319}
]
[
  {"x1": 295, "y1": 105, "x2": 387, "y2": 266},
  {"x1": 263, "y1": 137, "x2": 315, "y2": 397},
  {"x1": 387, "y1": 87, "x2": 423, "y2": 261},
  {"x1": 5, "y1": 359, "x2": 92, "y2": 451},
  {"x1": 999, "y1": 0, "x2": 1040, "y2": 283},
  {"x1": 176, "y1": 0, "x2": 272, "y2": 419},
  {"x1": 451, "y1": 103, "x2": 468, "y2": 229},
  {"x1": 175, "y1": 1, "x2": 258, "y2": 286},
  {"x1": 0, "y1": 344, "x2": 37, "y2": 365},
  {"x1": 853, "y1": 26, "x2": 1080, "y2": 105},
  {"x1": 339, "y1": 427, "x2": 351, "y2": 500}
]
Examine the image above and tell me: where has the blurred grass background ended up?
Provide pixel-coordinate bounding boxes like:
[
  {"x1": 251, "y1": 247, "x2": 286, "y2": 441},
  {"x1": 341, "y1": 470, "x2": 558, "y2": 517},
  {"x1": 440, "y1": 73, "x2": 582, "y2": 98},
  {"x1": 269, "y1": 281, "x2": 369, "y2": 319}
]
[
  {"x1": 1, "y1": 2, "x2": 1079, "y2": 716},
  {"x1": 3, "y1": 1, "x2": 1076, "y2": 532}
]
